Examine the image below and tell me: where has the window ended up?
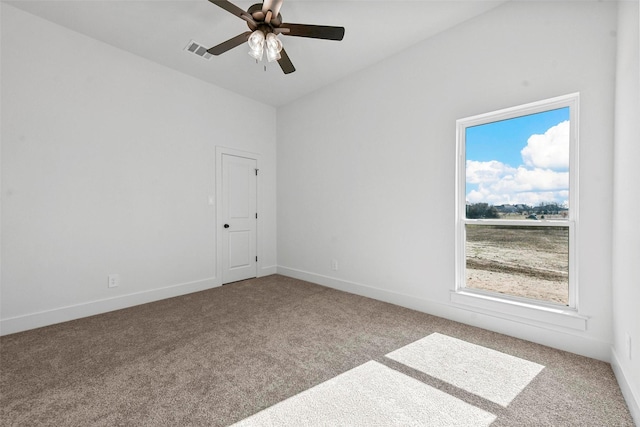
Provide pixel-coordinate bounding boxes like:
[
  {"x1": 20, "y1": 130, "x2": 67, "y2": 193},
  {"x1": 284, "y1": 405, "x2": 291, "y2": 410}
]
[{"x1": 455, "y1": 94, "x2": 579, "y2": 310}]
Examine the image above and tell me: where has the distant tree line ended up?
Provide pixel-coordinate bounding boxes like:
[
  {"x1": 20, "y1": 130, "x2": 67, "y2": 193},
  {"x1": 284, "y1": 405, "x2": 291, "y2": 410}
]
[
  {"x1": 531, "y1": 202, "x2": 563, "y2": 215},
  {"x1": 466, "y1": 202, "x2": 565, "y2": 218},
  {"x1": 466, "y1": 203, "x2": 500, "y2": 219}
]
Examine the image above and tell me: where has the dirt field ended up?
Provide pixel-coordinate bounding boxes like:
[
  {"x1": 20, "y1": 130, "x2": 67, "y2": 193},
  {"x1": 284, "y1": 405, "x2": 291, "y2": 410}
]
[{"x1": 465, "y1": 224, "x2": 569, "y2": 305}]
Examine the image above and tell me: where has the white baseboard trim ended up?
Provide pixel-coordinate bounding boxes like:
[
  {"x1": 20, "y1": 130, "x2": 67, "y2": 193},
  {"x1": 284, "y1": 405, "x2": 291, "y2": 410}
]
[
  {"x1": 0, "y1": 276, "x2": 221, "y2": 336},
  {"x1": 277, "y1": 266, "x2": 452, "y2": 316},
  {"x1": 260, "y1": 265, "x2": 278, "y2": 276},
  {"x1": 611, "y1": 348, "x2": 640, "y2": 425},
  {"x1": 277, "y1": 266, "x2": 611, "y2": 362}
]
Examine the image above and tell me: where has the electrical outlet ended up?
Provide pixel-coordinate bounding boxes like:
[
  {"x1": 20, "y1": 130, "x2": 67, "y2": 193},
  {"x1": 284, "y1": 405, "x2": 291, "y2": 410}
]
[
  {"x1": 108, "y1": 274, "x2": 120, "y2": 288},
  {"x1": 331, "y1": 259, "x2": 339, "y2": 271}
]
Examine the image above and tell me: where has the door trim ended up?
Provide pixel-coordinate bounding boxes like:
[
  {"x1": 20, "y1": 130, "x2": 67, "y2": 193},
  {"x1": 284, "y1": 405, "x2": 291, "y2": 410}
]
[{"x1": 215, "y1": 146, "x2": 261, "y2": 284}]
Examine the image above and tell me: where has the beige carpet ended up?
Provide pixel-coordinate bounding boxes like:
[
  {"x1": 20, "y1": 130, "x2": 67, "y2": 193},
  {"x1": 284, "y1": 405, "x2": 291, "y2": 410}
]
[
  {"x1": 386, "y1": 332, "x2": 545, "y2": 407},
  {"x1": 232, "y1": 361, "x2": 496, "y2": 426},
  {"x1": 0, "y1": 275, "x2": 634, "y2": 426}
]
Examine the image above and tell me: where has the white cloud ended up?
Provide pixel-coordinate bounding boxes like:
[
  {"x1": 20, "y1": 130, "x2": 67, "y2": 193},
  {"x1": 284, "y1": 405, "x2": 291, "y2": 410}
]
[
  {"x1": 521, "y1": 120, "x2": 569, "y2": 170},
  {"x1": 466, "y1": 160, "x2": 516, "y2": 184},
  {"x1": 491, "y1": 167, "x2": 569, "y2": 193},
  {"x1": 466, "y1": 121, "x2": 571, "y2": 207}
]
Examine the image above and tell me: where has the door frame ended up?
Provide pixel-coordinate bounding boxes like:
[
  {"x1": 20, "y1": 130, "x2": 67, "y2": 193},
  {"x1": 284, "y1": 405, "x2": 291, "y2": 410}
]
[{"x1": 215, "y1": 146, "x2": 261, "y2": 285}]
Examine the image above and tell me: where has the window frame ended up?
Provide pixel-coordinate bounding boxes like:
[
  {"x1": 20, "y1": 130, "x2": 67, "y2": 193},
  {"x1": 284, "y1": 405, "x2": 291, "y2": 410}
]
[{"x1": 454, "y1": 93, "x2": 580, "y2": 315}]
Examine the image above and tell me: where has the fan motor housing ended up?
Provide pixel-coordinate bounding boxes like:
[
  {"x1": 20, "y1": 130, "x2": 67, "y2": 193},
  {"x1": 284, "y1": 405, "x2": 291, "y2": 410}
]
[{"x1": 248, "y1": 3, "x2": 283, "y2": 27}]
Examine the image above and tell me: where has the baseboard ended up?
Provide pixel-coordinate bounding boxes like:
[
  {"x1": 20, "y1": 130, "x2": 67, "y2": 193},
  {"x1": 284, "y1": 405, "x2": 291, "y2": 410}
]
[
  {"x1": 277, "y1": 266, "x2": 611, "y2": 362},
  {"x1": 0, "y1": 276, "x2": 221, "y2": 336},
  {"x1": 611, "y1": 348, "x2": 640, "y2": 425},
  {"x1": 260, "y1": 265, "x2": 278, "y2": 276},
  {"x1": 277, "y1": 266, "x2": 452, "y2": 316}
]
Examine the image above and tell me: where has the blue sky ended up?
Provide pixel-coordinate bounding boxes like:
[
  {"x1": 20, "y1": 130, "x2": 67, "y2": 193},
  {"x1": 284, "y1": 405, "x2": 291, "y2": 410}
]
[{"x1": 466, "y1": 107, "x2": 570, "y2": 207}]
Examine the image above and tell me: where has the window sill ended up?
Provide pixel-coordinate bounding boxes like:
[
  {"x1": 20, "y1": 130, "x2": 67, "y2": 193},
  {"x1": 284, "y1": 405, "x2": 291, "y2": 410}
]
[{"x1": 450, "y1": 290, "x2": 587, "y2": 331}]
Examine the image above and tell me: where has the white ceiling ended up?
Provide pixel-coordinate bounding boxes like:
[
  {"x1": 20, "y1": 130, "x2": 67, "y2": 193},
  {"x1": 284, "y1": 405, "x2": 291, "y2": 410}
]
[{"x1": 6, "y1": 0, "x2": 506, "y2": 106}]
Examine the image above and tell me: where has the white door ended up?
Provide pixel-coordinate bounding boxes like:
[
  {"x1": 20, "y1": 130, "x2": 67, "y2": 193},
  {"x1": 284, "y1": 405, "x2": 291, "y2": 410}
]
[{"x1": 222, "y1": 154, "x2": 257, "y2": 284}]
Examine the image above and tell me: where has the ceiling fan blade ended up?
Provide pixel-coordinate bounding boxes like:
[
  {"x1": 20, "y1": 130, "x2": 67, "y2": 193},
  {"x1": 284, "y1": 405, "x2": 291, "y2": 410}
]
[
  {"x1": 207, "y1": 31, "x2": 252, "y2": 55},
  {"x1": 280, "y1": 23, "x2": 345, "y2": 41},
  {"x1": 277, "y1": 48, "x2": 296, "y2": 74},
  {"x1": 208, "y1": 0, "x2": 247, "y2": 19}
]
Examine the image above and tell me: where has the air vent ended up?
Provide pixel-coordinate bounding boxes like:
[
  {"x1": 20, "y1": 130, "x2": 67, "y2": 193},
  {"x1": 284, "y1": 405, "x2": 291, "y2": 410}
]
[{"x1": 185, "y1": 40, "x2": 212, "y2": 60}]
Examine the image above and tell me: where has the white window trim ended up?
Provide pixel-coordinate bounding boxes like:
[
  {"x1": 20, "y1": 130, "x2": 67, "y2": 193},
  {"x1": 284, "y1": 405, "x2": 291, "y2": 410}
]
[{"x1": 453, "y1": 93, "x2": 584, "y2": 330}]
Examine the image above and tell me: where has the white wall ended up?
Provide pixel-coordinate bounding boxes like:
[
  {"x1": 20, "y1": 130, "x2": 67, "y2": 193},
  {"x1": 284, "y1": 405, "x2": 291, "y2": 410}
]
[
  {"x1": 0, "y1": 4, "x2": 277, "y2": 334},
  {"x1": 277, "y1": 1, "x2": 618, "y2": 361},
  {"x1": 0, "y1": 2, "x2": 636, "y2": 413},
  {"x1": 611, "y1": 1, "x2": 640, "y2": 423}
]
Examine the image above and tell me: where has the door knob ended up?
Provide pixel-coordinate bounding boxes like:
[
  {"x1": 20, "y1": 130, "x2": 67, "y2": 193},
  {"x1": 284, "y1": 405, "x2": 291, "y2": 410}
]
[{"x1": 224, "y1": 224, "x2": 230, "y2": 228}]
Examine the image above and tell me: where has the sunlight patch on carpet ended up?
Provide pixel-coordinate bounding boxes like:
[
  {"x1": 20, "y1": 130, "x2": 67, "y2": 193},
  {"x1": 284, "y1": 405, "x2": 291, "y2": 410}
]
[
  {"x1": 232, "y1": 361, "x2": 495, "y2": 426},
  {"x1": 386, "y1": 333, "x2": 545, "y2": 407}
]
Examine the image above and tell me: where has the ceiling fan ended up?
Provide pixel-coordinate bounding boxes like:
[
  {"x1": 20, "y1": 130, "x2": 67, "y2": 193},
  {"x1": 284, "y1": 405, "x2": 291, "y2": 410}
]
[{"x1": 206, "y1": 0, "x2": 345, "y2": 74}]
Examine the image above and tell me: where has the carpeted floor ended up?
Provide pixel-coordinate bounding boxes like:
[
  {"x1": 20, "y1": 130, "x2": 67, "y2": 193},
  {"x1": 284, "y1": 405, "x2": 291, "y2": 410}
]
[
  {"x1": 233, "y1": 360, "x2": 498, "y2": 427},
  {"x1": 0, "y1": 275, "x2": 634, "y2": 426}
]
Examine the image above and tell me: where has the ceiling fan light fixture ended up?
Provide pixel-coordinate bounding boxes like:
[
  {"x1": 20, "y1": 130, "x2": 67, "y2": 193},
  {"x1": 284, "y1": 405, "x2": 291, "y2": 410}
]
[
  {"x1": 248, "y1": 45, "x2": 264, "y2": 61},
  {"x1": 266, "y1": 48, "x2": 281, "y2": 62},
  {"x1": 265, "y1": 33, "x2": 283, "y2": 62},
  {"x1": 247, "y1": 30, "x2": 265, "y2": 60}
]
